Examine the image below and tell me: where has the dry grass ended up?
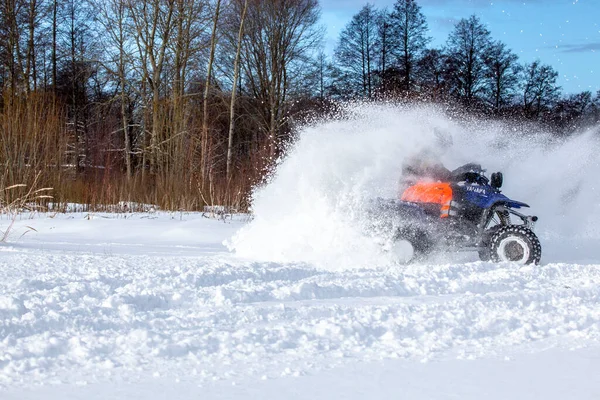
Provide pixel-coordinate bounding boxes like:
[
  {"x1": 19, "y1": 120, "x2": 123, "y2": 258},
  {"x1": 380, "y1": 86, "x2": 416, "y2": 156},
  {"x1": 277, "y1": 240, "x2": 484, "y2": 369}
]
[
  {"x1": 0, "y1": 173, "x2": 53, "y2": 242},
  {"x1": 0, "y1": 90, "x2": 266, "y2": 215}
]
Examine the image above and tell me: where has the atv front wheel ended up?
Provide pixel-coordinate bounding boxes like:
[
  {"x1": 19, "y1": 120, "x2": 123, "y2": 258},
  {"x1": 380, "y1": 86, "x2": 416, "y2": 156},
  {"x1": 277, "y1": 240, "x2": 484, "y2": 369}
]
[{"x1": 489, "y1": 225, "x2": 542, "y2": 265}]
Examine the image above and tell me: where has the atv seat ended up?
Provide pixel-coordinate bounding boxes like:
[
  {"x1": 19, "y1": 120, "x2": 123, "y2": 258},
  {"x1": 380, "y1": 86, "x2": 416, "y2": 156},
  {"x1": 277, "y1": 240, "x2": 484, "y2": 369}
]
[
  {"x1": 400, "y1": 182, "x2": 453, "y2": 218},
  {"x1": 450, "y1": 163, "x2": 484, "y2": 183}
]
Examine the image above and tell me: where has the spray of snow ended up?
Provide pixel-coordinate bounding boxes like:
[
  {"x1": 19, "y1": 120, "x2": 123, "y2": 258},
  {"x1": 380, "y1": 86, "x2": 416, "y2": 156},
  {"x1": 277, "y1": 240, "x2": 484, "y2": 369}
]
[{"x1": 228, "y1": 103, "x2": 600, "y2": 268}]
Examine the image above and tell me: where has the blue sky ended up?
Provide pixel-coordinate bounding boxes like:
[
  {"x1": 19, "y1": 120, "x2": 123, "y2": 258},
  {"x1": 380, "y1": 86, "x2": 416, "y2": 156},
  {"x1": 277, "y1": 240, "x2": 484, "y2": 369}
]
[{"x1": 320, "y1": 0, "x2": 600, "y2": 94}]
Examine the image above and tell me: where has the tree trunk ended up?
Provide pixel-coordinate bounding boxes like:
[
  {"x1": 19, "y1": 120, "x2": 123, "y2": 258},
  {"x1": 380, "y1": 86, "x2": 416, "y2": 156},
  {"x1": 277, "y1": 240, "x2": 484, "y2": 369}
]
[
  {"x1": 52, "y1": 0, "x2": 58, "y2": 93},
  {"x1": 70, "y1": 1, "x2": 81, "y2": 173},
  {"x1": 202, "y1": 0, "x2": 222, "y2": 184},
  {"x1": 117, "y1": 1, "x2": 131, "y2": 178},
  {"x1": 226, "y1": 0, "x2": 248, "y2": 181},
  {"x1": 365, "y1": 19, "x2": 371, "y2": 98},
  {"x1": 25, "y1": 0, "x2": 38, "y2": 93}
]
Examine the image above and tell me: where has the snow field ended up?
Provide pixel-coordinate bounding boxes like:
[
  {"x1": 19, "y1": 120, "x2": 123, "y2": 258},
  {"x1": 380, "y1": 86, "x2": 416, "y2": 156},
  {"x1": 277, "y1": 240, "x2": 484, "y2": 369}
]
[{"x1": 1, "y1": 216, "x2": 600, "y2": 390}]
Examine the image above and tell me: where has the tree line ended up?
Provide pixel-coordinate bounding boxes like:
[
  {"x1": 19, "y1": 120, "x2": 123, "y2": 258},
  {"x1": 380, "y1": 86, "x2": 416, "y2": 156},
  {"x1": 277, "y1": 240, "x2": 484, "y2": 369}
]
[
  {"x1": 329, "y1": 1, "x2": 600, "y2": 128},
  {"x1": 0, "y1": 0, "x2": 322, "y2": 210},
  {"x1": 0, "y1": 0, "x2": 598, "y2": 211}
]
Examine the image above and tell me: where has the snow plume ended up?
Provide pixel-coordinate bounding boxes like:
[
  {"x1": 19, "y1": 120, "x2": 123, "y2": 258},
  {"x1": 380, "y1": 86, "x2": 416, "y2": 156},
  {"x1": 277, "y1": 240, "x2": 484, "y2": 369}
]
[{"x1": 228, "y1": 103, "x2": 600, "y2": 268}]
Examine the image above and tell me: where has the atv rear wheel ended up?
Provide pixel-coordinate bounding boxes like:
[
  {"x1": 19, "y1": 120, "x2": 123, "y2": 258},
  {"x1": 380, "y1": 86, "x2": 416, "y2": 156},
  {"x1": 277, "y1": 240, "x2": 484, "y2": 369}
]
[
  {"x1": 489, "y1": 225, "x2": 541, "y2": 265},
  {"x1": 478, "y1": 249, "x2": 491, "y2": 262},
  {"x1": 392, "y1": 226, "x2": 433, "y2": 264}
]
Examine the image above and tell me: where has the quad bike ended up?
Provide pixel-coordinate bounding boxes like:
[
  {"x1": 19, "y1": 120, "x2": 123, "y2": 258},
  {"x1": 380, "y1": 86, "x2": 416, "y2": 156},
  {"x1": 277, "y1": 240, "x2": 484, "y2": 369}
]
[{"x1": 373, "y1": 163, "x2": 542, "y2": 265}]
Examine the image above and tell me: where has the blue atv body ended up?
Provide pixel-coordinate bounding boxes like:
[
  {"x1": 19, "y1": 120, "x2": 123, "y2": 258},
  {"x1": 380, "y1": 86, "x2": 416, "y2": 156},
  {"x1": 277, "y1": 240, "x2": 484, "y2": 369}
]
[{"x1": 380, "y1": 163, "x2": 542, "y2": 264}]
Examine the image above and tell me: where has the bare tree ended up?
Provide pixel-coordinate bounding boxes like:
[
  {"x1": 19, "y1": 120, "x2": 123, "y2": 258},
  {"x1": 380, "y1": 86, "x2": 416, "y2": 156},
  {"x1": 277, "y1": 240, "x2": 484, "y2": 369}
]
[
  {"x1": 24, "y1": 0, "x2": 47, "y2": 92},
  {"x1": 389, "y1": 0, "x2": 430, "y2": 92},
  {"x1": 315, "y1": 50, "x2": 329, "y2": 99},
  {"x1": 522, "y1": 60, "x2": 560, "y2": 119},
  {"x1": 375, "y1": 8, "x2": 394, "y2": 92},
  {"x1": 333, "y1": 4, "x2": 378, "y2": 98},
  {"x1": 483, "y1": 40, "x2": 520, "y2": 114},
  {"x1": 0, "y1": 0, "x2": 25, "y2": 92},
  {"x1": 446, "y1": 15, "x2": 492, "y2": 104},
  {"x1": 128, "y1": 0, "x2": 176, "y2": 173},
  {"x1": 57, "y1": 0, "x2": 96, "y2": 172},
  {"x1": 201, "y1": 0, "x2": 221, "y2": 182},
  {"x1": 170, "y1": 0, "x2": 208, "y2": 176},
  {"x1": 552, "y1": 91, "x2": 594, "y2": 132},
  {"x1": 417, "y1": 48, "x2": 448, "y2": 96},
  {"x1": 52, "y1": 0, "x2": 58, "y2": 92},
  {"x1": 94, "y1": 0, "x2": 134, "y2": 176},
  {"x1": 241, "y1": 0, "x2": 322, "y2": 157}
]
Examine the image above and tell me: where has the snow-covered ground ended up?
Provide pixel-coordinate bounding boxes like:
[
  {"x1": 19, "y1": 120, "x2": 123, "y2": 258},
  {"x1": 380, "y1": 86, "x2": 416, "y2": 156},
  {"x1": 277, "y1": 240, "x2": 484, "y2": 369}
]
[
  {"x1": 3, "y1": 106, "x2": 600, "y2": 398},
  {"x1": 1, "y1": 211, "x2": 600, "y2": 399}
]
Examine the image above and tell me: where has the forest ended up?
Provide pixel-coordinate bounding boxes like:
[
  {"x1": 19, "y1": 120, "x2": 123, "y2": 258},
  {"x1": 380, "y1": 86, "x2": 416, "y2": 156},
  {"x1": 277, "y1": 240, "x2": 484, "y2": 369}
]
[{"x1": 0, "y1": 0, "x2": 598, "y2": 211}]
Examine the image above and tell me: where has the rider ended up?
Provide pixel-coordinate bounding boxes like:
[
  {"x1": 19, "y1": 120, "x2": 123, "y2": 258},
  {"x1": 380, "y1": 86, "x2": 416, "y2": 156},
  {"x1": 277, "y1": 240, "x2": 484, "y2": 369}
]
[
  {"x1": 398, "y1": 130, "x2": 454, "y2": 218},
  {"x1": 401, "y1": 150, "x2": 452, "y2": 185},
  {"x1": 400, "y1": 128, "x2": 454, "y2": 185}
]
